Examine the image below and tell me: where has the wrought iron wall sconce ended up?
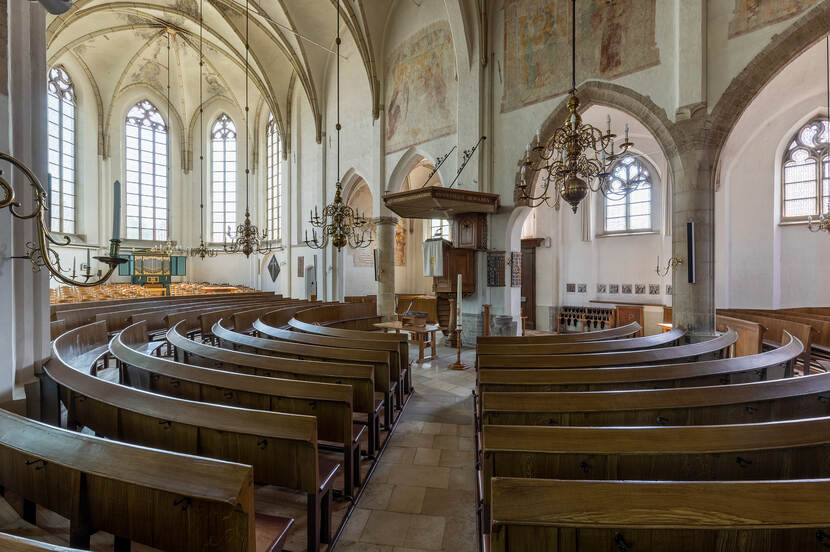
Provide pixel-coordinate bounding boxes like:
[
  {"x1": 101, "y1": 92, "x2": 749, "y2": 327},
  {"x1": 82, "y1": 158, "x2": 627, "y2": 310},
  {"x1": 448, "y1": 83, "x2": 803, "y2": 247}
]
[
  {"x1": 1, "y1": 152, "x2": 126, "y2": 286},
  {"x1": 655, "y1": 256, "x2": 683, "y2": 277}
]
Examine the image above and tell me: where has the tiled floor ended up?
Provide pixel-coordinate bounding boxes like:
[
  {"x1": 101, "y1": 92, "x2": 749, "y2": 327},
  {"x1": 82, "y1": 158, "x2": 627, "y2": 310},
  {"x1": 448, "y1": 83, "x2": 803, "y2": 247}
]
[{"x1": 334, "y1": 342, "x2": 478, "y2": 552}]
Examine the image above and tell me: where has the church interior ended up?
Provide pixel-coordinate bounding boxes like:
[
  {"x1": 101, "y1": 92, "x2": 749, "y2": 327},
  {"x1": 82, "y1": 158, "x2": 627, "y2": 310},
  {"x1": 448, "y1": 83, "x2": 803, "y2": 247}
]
[{"x1": 3, "y1": 0, "x2": 830, "y2": 550}]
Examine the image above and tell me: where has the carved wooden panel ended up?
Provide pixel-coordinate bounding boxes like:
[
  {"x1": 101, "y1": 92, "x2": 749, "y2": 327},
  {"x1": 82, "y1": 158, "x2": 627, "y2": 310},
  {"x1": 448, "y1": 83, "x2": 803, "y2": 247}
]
[
  {"x1": 453, "y1": 213, "x2": 487, "y2": 250},
  {"x1": 616, "y1": 305, "x2": 644, "y2": 337}
]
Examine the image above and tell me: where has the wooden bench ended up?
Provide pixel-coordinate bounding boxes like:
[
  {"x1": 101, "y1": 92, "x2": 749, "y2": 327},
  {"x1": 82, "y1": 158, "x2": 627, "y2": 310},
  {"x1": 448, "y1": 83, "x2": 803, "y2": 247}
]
[
  {"x1": 477, "y1": 328, "x2": 738, "y2": 370},
  {"x1": 480, "y1": 415, "x2": 830, "y2": 523},
  {"x1": 288, "y1": 314, "x2": 412, "y2": 399},
  {"x1": 719, "y1": 309, "x2": 815, "y2": 370},
  {"x1": 481, "y1": 360, "x2": 829, "y2": 428},
  {"x1": 0, "y1": 409, "x2": 292, "y2": 551},
  {"x1": 167, "y1": 322, "x2": 382, "y2": 457},
  {"x1": 113, "y1": 321, "x2": 364, "y2": 498},
  {"x1": 490, "y1": 478, "x2": 830, "y2": 552},
  {"x1": 0, "y1": 534, "x2": 83, "y2": 551},
  {"x1": 476, "y1": 328, "x2": 685, "y2": 356},
  {"x1": 475, "y1": 321, "x2": 641, "y2": 345},
  {"x1": 214, "y1": 318, "x2": 396, "y2": 432},
  {"x1": 45, "y1": 322, "x2": 336, "y2": 552},
  {"x1": 477, "y1": 332, "x2": 801, "y2": 393}
]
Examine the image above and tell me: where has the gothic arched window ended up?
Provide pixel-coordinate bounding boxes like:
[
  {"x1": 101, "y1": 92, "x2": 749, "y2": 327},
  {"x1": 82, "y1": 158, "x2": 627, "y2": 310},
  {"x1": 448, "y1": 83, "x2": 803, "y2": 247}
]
[
  {"x1": 782, "y1": 118, "x2": 830, "y2": 220},
  {"x1": 211, "y1": 113, "x2": 237, "y2": 242},
  {"x1": 266, "y1": 113, "x2": 282, "y2": 241},
  {"x1": 47, "y1": 66, "x2": 77, "y2": 234},
  {"x1": 604, "y1": 155, "x2": 654, "y2": 233},
  {"x1": 125, "y1": 99, "x2": 168, "y2": 241}
]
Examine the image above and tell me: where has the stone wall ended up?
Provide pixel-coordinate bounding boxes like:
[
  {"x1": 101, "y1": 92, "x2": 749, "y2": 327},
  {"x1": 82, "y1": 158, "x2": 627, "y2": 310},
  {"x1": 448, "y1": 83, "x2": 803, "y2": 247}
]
[{"x1": 0, "y1": 0, "x2": 7, "y2": 95}]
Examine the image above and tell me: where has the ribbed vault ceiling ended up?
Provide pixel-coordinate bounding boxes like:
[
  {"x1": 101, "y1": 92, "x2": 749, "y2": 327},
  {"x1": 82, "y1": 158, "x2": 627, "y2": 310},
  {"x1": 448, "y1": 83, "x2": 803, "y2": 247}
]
[{"x1": 46, "y1": 0, "x2": 392, "y2": 151}]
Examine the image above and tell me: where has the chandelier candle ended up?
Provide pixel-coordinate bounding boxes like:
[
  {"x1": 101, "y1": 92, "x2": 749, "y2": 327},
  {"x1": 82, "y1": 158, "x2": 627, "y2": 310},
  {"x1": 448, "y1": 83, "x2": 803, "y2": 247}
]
[{"x1": 112, "y1": 180, "x2": 120, "y2": 241}]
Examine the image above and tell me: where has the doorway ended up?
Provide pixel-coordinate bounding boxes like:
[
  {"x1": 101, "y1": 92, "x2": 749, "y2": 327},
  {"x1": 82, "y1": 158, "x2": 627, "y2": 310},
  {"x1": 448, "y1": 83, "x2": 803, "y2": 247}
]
[{"x1": 521, "y1": 238, "x2": 543, "y2": 330}]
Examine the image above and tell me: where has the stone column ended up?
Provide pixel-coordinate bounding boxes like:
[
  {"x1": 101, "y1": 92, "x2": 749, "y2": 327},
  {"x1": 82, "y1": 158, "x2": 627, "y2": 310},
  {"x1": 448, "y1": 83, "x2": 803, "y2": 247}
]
[
  {"x1": 373, "y1": 216, "x2": 397, "y2": 321},
  {"x1": 672, "y1": 117, "x2": 716, "y2": 338}
]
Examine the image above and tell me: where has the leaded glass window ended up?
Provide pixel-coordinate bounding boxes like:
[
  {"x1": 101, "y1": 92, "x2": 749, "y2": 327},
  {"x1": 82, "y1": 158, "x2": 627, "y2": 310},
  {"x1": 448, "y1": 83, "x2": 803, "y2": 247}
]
[
  {"x1": 431, "y1": 219, "x2": 450, "y2": 239},
  {"x1": 782, "y1": 119, "x2": 830, "y2": 219},
  {"x1": 604, "y1": 155, "x2": 652, "y2": 233},
  {"x1": 125, "y1": 100, "x2": 168, "y2": 241},
  {"x1": 47, "y1": 66, "x2": 76, "y2": 234},
  {"x1": 266, "y1": 114, "x2": 282, "y2": 241},
  {"x1": 211, "y1": 113, "x2": 237, "y2": 242}
]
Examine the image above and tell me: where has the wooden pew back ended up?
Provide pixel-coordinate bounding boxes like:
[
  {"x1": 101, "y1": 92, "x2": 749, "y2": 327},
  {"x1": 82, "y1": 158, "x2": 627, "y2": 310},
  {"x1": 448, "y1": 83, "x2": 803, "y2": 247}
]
[
  {"x1": 490, "y1": 478, "x2": 830, "y2": 552},
  {"x1": 475, "y1": 322, "x2": 641, "y2": 345},
  {"x1": 0, "y1": 408, "x2": 256, "y2": 551},
  {"x1": 477, "y1": 333, "x2": 801, "y2": 392}
]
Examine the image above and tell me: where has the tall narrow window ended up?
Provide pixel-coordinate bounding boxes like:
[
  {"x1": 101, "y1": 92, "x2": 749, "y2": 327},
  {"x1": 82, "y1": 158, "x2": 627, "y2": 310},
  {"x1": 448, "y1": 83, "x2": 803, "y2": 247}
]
[
  {"x1": 211, "y1": 113, "x2": 237, "y2": 242},
  {"x1": 431, "y1": 219, "x2": 450, "y2": 239},
  {"x1": 782, "y1": 119, "x2": 830, "y2": 219},
  {"x1": 47, "y1": 66, "x2": 76, "y2": 234},
  {"x1": 266, "y1": 114, "x2": 282, "y2": 241},
  {"x1": 604, "y1": 155, "x2": 653, "y2": 233},
  {"x1": 125, "y1": 100, "x2": 168, "y2": 241}
]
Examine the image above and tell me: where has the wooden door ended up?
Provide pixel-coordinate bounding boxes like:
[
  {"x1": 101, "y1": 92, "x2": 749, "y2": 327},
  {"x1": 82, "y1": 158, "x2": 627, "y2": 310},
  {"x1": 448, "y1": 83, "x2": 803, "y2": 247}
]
[
  {"x1": 521, "y1": 239, "x2": 543, "y2": 330},
  {"x1": 616, "y1": 305, "x2": 645, "y2": 337}
]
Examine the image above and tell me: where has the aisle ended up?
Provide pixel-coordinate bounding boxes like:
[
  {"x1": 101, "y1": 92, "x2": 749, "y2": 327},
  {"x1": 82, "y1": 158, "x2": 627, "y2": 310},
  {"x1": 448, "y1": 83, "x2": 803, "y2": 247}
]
[{"x1": 334, "y1": 343, "x2": 478, "y2": 551}]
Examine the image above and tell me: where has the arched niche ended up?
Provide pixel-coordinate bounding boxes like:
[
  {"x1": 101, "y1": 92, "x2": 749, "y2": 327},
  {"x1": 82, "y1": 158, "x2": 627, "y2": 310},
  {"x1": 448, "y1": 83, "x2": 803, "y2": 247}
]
[{"x1": 716, "y1": 37, "x2": 830, "y2": 310}]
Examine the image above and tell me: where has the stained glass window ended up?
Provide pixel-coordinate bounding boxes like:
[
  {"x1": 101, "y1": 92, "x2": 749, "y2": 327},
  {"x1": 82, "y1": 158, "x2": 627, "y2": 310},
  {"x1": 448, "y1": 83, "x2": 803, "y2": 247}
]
[
  {"x1": 782, "y1": 119, "x2": 830, "y2": 219},
  {"x1": 211, "y1": 113, "x2": 237, "y2": 242},
  {"x1": 125, "y1": 100, "x2": 168, "y2": 241},
  {"x1": 604, "y1": 155, "x2": 652, "y2": 233},
  {"x1": 266, "y1": 114, "x2": 282, "y2": 241},
  {"x1": 47, "y1": 66, "x2": 76, "y2": 234}
]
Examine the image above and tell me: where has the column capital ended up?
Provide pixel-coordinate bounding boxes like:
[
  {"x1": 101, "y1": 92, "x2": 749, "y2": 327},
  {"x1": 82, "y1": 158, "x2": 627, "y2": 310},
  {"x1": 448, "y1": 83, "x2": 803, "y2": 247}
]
[{"x1": 372, "y1": 216, "x2": 399, "y2": 226}]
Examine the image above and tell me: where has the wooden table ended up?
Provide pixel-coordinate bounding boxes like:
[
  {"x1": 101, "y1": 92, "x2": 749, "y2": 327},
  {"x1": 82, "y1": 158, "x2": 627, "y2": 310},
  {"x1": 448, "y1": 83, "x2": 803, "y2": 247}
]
[
  {"x1": 203, "y1": 286, "x2": 238, "y2": 294},
  {"x1": 374, "y1": 321, "x2": 440, "y2": 363}
]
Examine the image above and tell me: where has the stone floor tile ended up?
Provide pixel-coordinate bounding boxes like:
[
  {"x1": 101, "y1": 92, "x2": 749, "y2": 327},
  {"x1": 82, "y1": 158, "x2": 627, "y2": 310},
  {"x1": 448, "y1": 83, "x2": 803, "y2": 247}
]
[
  {"x1": 340, "y1": 507, "x2": 371, "y2": 542},
  {"x1": 387, "y1": 485, "x2": 426, "y2": 514},
  {"x1": 382, "y1": 446, "x2": 417, "y2": 465},
  {"x1": 359, "y1": 511, "x2": 413, "y2": 546},
  {"x1": 420, "y1": 488, "x2": 475, "y2": 521},
  {"x1": 448, "y1": 467, "x2": 476, "y2": 492},
  {"x1": 413, "y1": 448, "x2": 442, "y2": 466},
  {"x1": 432, "y1": 435, "x2": 459, "y2": 451},
  {"x1": 439, "y1": 450, "x2": 472, "y2": 468},
  {"x1": 404, "y1": 514, "x2": 446, "y2": 550},
  {"x1": 360, "y1": 481, "x2": 394, "y2": 510}
]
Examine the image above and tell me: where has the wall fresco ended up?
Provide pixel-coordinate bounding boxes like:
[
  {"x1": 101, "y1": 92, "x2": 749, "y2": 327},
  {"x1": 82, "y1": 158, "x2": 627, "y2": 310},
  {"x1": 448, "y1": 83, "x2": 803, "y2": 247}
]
[
  {"x1": 729, "y1": 0, "x2": 819, "y2": 38},
  {"x1": 501, "y1": 0, "x2": 659, "y2": 112}
]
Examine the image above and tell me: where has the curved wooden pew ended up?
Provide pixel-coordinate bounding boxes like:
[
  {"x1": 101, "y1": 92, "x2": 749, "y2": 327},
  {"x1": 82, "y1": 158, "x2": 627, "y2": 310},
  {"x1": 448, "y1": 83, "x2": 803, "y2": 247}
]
[
  {"x1": 481, "y1": 363, "x2": 830, "y2": 427},
  {"x1": 490, "y1": 478, "x2": 830, "y2": 552},
  {"x1": 112, "y1": 321, "x2": 363, "y2": 498},
  {"x1": 45, "y1": 322, "x2": 335, "y2": 552},
  {"x1": 56, "y1": 292, "x2": 272, "y2": 330},
  {"x1": 480, "y1": 416, "x2": 830, "y2": 518},
  {"x1": 475, "y1": 321, "x2": 641, "y2": 344},
  {"x1": 292, "y1": 303, "x2": 381, "y2": 330},
  {"x1": 0, "y1": 409, "x2": 290, "y2": 552},
  {"x1": 288, "y1": 312, "x2": 412, "y2": 397},
  {"x1": 166, "y1": 322, "x2": 382, "y2": 456},
  {"x1": 214, "y1": 319, "x2": 395, "y2": 429},
  {"x1": 477, "y1": 332, "x2": 801, "y2": 393},
  {"x1": 475, "y1": 328, "x2": 685, "y2": 356},
  {"x1": 477, "y1": 328, "x2": 738, "y2": 369},
  {"x1": 0, "y1": 534, "x2": 82, "y2": 551}
]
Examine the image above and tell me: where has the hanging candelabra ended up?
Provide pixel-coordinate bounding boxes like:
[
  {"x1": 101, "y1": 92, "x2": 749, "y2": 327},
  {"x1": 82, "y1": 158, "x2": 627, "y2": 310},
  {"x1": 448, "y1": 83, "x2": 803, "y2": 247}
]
[
  {"x1": 517, "y1": 0, "x2": 642, "y2": 213},
  {"x1": 0, "y1": 153, "x2": 126, "y2": 286},
  {"x1": 224, "y1": 0, "x2": 272, "y2": 257},
  {"x1": 190, "y1": 0, "x2": 217, "y2": 260},
  {"x1": 305, "y1": 3, "x2": 372, "y2": 251}
]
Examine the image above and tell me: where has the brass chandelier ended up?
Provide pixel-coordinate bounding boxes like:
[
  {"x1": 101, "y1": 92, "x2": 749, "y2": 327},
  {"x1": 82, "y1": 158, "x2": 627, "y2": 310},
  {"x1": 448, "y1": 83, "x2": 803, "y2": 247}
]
[
  {"x1": 305, "y1": 3, "x2": 372, "y2": 251},
  {"x1": 224, "y1": 0, "x2": 272, "y2": 258},
  {"x1": 518, "y1": 0, "x2": 640, "y2": 213},
  {"x1": 190, "y1": 0, "x2": 217, "y2": 260}
]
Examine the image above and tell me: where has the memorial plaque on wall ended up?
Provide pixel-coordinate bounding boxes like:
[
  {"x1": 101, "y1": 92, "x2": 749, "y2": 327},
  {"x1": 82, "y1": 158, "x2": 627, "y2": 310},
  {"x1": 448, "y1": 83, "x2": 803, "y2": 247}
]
[
  {"x1": 486, "y1": 251, "x2": 505, "y2": 287},
  {"x1": 510, "y1": 252, "x2": 521, "y2": 287}
]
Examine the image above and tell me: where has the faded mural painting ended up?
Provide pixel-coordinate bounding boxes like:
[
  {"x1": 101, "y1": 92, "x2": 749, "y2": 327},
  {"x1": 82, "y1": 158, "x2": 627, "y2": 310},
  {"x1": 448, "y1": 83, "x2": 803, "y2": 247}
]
[
  {"x1": 728, "y1": 0, "x2": 819, "y2": 38},
  {"x1": 501, "y1": 0, "x2": 659, "y2": 112},
  {"x1": 385, "y1": 21, "x2": 457, "y2": 154}
]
